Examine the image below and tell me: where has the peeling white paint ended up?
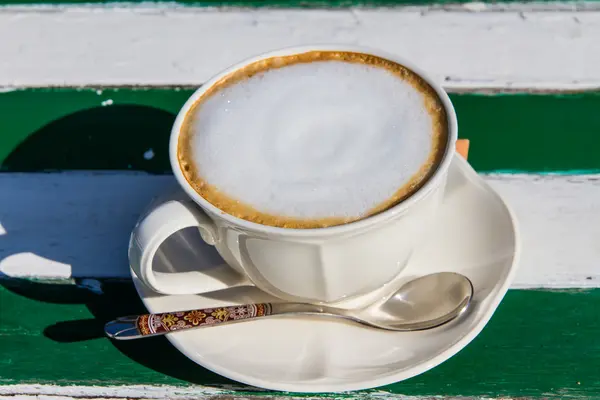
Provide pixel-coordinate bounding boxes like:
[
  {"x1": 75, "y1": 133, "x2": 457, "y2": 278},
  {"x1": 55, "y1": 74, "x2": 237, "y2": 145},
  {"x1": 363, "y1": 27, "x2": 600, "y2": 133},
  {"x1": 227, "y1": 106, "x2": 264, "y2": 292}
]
[
  {"x1": 0, "y1": 384, "x2": 427, "y2": 400},
  {"x1": 143, "y1": 148, "x2": 155, "y2": 160},
  {"x1": 76, "y1": 278, "x2": 104, "y2": 294},
  {"x1": 0, "y1": 252, "x2": 72, "y2": 278},
  {"x1": 1, "y1": 7, "x2": 599, "y2": 88},
  {"x1": 0, "y1": 384, "x2": 251, "y2": 399}
]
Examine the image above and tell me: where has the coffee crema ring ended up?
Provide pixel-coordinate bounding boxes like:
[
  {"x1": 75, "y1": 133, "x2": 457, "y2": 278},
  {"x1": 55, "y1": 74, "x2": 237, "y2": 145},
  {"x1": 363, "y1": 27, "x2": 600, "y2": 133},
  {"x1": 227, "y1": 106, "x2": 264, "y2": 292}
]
[{"x1": 178, "y1": 51, "x2": 448, "y2": 229}]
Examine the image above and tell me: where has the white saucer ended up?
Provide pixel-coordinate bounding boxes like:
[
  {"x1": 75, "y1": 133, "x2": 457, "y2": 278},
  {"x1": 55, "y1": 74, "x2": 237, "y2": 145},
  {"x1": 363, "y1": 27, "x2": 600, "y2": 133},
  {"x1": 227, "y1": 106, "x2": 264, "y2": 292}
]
[{"x1": 130, "y1": 155, "x2": 520, "y2": 393}]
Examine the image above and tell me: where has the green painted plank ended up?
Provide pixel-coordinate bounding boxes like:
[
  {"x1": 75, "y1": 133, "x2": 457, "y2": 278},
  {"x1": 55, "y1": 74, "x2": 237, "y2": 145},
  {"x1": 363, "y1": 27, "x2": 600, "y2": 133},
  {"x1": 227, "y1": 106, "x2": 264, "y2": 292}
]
[
  {"x1": 0, "y1": 88, "x2": 190, "y2": 174},
  {"x1": 0, "y1": 0, "x2": 594, "y2": 6},
  {"x1": 0, "y1": 278, "x2": 599, "y2": 397},
  {"x1": 1, "y1": 88, "x2": 599, "y2": 174}
]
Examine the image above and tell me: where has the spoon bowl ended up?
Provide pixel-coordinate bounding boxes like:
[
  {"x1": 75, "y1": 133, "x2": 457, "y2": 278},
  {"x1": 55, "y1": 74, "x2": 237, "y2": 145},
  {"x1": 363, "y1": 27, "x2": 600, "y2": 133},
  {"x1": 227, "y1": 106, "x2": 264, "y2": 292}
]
[
  {"x1": 352, "y1": 272, "x2": 473, "y2": 330},
  {"x1": 105, "y1": 272, "x2": 473, "y2": 340}
]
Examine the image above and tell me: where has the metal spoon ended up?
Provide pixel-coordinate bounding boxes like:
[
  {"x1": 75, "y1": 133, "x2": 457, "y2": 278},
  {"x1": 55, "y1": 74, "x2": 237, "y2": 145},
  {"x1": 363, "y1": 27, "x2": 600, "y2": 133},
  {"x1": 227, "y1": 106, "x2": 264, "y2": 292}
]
[{"x1": 105, "y1": 272, "x2": 472, "y2": 340}]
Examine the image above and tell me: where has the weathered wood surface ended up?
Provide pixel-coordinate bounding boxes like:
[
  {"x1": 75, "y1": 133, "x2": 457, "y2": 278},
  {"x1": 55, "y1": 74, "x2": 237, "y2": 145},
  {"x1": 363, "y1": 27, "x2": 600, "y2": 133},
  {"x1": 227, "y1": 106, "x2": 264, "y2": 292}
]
[
  {"x1": 1, "y1": 89, "x2": 599, "y2": 286},
  {"x1": 1, "y1": 8, "x2": 600, "y2": 89},
  {"x1": 1, "y1": 4, "x2": 599, "y2": 396},
  {"x1": 1, "y1": 279, "x2": 599, "y2": 398},
  {"x1": 2, "y1": 89, "x2": 600, "y2": 173},
  {"x1": 3, "y1": 0, "x2": 600, "y2": 6},
  {"x1": 2, "y1": 172, "x2": 599, "y2": 288}
]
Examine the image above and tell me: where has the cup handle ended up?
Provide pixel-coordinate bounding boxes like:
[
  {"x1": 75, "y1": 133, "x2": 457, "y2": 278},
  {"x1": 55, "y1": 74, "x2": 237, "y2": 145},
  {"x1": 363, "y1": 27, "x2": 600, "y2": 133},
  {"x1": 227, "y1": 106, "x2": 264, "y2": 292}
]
[{"x1": 129, "y1": 199, "x2": 245, "y2": 295}]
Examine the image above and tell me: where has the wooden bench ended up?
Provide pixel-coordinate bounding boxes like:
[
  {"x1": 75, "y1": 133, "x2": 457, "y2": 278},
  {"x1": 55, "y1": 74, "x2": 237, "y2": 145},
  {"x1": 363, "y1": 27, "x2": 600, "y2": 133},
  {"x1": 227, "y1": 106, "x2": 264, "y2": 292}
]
[{"x1": 1, "y1": 2, "x2": 599, "y2": 399}]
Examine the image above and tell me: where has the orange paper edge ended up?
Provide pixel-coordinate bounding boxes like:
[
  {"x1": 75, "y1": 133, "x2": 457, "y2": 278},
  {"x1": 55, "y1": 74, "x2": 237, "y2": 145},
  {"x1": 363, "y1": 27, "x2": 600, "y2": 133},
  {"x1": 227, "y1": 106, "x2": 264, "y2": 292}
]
[{"x1": 456, "y1": 139, "x2": 470, "y2": 160}]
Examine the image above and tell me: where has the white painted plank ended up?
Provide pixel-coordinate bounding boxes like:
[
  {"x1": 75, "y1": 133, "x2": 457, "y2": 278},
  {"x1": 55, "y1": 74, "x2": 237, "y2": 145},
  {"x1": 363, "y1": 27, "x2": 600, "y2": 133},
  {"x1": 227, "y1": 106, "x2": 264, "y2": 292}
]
[
  {"x1": 0, "y1": 384, "x2": 263, "y2": 400},
  {"x1": 0, "y1": 384, "x2": 452, "y2": 400},
  {"x1": 1, "y1": 7, "x2": 600, "y2": 89},
  {"x1": 486, "y1": 173, "x2": 600, "y2": 289},
  {"x1": 0, "y1": 172, "x2": 599, "y2": 288}
]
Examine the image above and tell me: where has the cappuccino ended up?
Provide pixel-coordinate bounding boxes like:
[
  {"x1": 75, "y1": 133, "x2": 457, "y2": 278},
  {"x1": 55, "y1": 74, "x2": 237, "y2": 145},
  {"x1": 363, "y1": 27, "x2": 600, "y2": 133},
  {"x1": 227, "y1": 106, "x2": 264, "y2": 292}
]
[{"x1": 178, "y1": 51, "x2": 448, "y2": 229}]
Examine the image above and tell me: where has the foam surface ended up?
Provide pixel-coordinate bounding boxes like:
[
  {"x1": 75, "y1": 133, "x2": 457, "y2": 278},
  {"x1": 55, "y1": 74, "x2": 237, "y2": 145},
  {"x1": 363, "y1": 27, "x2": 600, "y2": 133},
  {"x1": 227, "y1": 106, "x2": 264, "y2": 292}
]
[{"x1": 188, "y1": 61, "x2": 436, "y2": 219}]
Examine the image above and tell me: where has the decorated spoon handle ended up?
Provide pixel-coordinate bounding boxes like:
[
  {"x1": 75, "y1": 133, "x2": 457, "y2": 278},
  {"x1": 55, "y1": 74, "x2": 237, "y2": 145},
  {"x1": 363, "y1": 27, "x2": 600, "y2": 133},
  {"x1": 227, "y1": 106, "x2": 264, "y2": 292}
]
[
  {"x1": 105, "y1": 303, "x2": 275, "y2": 340},
  {"x1": 104, "y1": 302, "x2": 332, "y2": 340}
]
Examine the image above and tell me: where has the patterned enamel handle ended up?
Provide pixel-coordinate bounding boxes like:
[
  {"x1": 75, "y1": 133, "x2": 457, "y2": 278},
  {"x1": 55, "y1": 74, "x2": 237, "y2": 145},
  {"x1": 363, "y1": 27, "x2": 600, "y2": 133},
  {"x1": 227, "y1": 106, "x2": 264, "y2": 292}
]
[{"x1": 105, "y1": 303, "x2": 273, "y2": 340}]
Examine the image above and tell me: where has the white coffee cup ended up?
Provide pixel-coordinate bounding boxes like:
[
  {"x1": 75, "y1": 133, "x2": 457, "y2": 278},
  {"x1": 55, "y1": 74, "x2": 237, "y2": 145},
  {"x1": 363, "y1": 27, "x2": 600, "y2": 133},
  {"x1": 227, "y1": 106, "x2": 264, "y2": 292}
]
[{"x1": 129, "y1": 44, "x2": 458, "y2": 304}]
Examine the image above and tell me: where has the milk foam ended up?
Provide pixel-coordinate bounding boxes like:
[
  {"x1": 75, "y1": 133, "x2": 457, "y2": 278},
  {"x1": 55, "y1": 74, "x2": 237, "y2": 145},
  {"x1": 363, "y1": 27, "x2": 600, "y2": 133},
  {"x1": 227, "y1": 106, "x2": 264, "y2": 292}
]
[{"x1": 188, "y1": 61, "x2": 437, "y2": 220}]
